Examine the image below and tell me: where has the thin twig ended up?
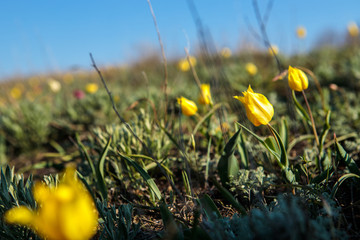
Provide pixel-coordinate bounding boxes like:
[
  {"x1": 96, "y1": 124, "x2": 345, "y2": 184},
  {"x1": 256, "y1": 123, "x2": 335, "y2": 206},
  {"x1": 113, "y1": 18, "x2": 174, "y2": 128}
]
[
  {"x1": 147, "y1": 0, "x2": 168, "y2": 124},
  {"x1": 89, "y1": 53, "x2": 184, "y2": 201},
  {"x1": 252, "y1": 0, "x2": 283, "y2": 73}
]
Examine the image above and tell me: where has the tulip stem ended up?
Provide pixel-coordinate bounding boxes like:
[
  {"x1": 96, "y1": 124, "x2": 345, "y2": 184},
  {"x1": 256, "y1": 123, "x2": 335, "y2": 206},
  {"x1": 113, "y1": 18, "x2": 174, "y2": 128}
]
[{"x1": 302, "y1": 90, "x2": 319, "y2": 146}]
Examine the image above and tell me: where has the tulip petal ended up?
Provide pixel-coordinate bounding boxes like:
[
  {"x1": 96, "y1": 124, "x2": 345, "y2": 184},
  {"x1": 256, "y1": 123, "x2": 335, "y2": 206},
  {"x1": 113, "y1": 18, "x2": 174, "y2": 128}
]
[{"x1": 4, "y1": 206, "x2": 35, "y2": 226}]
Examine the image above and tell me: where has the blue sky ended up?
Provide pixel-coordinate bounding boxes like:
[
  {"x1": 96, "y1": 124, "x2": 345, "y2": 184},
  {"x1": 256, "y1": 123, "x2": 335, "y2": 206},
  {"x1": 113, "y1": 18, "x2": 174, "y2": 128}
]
[{"x1": 0, "y1": 0, "x2": 359, "y2": 79}]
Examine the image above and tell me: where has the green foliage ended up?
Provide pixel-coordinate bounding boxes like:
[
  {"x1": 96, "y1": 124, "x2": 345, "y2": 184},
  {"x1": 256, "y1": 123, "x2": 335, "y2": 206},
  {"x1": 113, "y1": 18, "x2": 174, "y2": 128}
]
[
  {"x1": 0, "y1": 166, "x2": 40, "y2": 240},
  {"x1": 198, "y1": 195, "x2": 348, "y2": 240},
  {"x1": 0, "y1": 101, "x2": 52, "y2": 152},
  {"x1": 96, "y1": 201, "x2": 140, "y2": 240}
]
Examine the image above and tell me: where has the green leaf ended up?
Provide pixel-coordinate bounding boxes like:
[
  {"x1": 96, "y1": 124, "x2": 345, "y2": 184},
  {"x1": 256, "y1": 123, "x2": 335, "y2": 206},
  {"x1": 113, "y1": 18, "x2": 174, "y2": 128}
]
[
  {"x1": 211, "y1": 177, "x2": 247, "y2": 215},
  {"x1": 236, "y1": 122, "x2": 281, "y2": 166},
  {"x1": 217, "y1": 129, "x2": 240, "y2": 187},
  {"x1": 238, "y1": 129, "x2": 249, "y2": 169},
  {"x1": 96, "y1": 137, "x2": 112, "y2": 202},
  {"x1": 330, "y1": 173, "x2": 360, "y2": 199},
  {"x1": 198, "y1": 194, "x2": 222, "y2": 220},
  {"x1": 311, "y1": 166, "x2": 334, "y2": 184},
  {"x1": 120, "y1": 153, "x2": 162, "y2": 201},
  {"x1": 279, "y1": 117, "x2": 289, "y2": 150},
  {"x1": 335, "y1": 139, "x2": 360, "y2": 176},
  {"x1": 267, "y1": 124, "x2": 289, "y2": 168},
  {"x1": 159, "y1": 203, "x2": 179, "y2": 236},
  {"x1": 292, "y1": 90, "x2": 311, "y2": 125}
]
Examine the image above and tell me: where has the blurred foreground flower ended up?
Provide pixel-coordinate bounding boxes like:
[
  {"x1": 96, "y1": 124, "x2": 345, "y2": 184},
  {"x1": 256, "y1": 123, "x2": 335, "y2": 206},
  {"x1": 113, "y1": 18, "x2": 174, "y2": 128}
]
[
  {"x1": 177, "y1": 96, "x2": 198, "y2": 116},
  {"x1": 10, "y1": 86, "x2": 23, "y2": 100},
  {"x1": 4, "y1": 167, "x2": 98, "y2": 240},
  {"x1": 245, "y1": 62, "x2": 258, "y2": 76},
  {"x1": 296, "y1": 26, "x2": 307, "y2": 39},
  {"x1": 234, "y1": 85, "x2": 274, "y2": 126},
  {"x1": 73, "y1": 89, "x2": 85, "y2": 99},
  {"x1": 178, "y1": 56, "x2": 197, "y2": 72},
  {"x1": 288, "y1": 66, "x2": 308, "y2": 91},
  {"x1": 85, "y1": 83, "x2": 99, "y2": 94},
  {"x1": 220, "y1": 47, "x2": 232, "y2": 58},
  {"x1": 348, "y1": 22, "x2": 359, "y2": 37},
  {"x1": 48, "y1": 79, "x2": 62, "y2": 93},
  {"x1": 198, "y1": 84, "x2": 212, "y2": 105},
  {"x1": 268, "y1": 45, "x2": 279, "y2": 56}
]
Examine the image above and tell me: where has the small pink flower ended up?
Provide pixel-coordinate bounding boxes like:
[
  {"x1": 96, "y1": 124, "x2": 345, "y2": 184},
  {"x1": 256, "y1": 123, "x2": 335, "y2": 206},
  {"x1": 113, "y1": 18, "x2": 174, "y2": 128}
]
[{"x1": 73, "y1": 89, "x2": 85, "y2": 99}]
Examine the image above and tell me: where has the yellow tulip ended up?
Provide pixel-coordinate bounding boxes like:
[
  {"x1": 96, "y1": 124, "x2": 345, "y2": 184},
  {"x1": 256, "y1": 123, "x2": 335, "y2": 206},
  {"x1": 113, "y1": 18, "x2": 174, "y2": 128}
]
[
  {"x1": 288, "y1": 66, "x2": 308, "y2": 92},
  {"x1": 4, "y1": 167, "x2": 98, "y2": 240},
  {"x1": 268, "y1": 45, "x2": 279, "y2": 56},
  {"x1": 234, "y1": 85, "x2": 274, "y2": 126},
  {"x1": 245, "y1": 62, "x2": 258, "y2": 76},
  {"x1": 296, "y1": 26, "x2": 307, "y2": 39},
  {"x1": 178, "y1": 56, "x2": 197, "y2": 72},
  {"x1": 220, "y1": 47, "x2": 232, "y2": 58},
  {"x1": 348, "y1": 22, "x2": 359, "y2": 37},
  {"x1": 177, "y1": 96, "x2": 198, "y2": 116},
  {"x1": 85, "y1": 83, "x2": 99, "y2": 94},
  {"x1": 198, "y1": 84, "x2": 212, "y2": 105},
  {"x1": 10, "y1": 87, "x2": 23, "y2": 100}
]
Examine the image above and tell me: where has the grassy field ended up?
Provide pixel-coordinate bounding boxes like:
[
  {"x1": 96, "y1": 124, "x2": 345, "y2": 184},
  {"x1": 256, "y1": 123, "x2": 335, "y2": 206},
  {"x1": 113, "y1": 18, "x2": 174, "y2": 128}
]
[{"x1": 1, "y1": 32, "x2": 360, "y2": 239}]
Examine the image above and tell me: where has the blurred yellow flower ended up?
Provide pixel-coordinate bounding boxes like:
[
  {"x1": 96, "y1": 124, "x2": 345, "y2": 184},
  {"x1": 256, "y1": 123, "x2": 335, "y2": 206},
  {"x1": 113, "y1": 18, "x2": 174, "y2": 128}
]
[
  {"x1": 220, "y1": 47, "x2": 232, "y2": 58},
  {"x1": 234, "y1": 85, "x2": 274, "y2": 127},
  {"x1": 85, "y1": 83, "x2": 99, "y2": 94},
  {"x1": 177, "y1": 96, "x2": 198, "y2": 116},
  {"x1": 268, "y1": 45, "x2": 279, "y2": 56},
  {"x1": 4, "y1": 167, "x2": 98, "y2": 240},
  {"x1": 347, "y1": 21, "x2": 359, "y2": 37},
  {"x1": 63, "y1": 73, "x2": 74, "y2": 84},
  {"x1": 296, "y1": 26, "x2": 307, "y2": 39},
  {"x1": 48, "y1": 79, "x2": 62, "y2": 93},
  {"x1": 288, "y1": 66, "x2": 308, "y2": 92},
  {"x1": 10, "y1": 87, "x2": 23, "y2": 100},
  {"x1": 245, "y1": 62, "x2": 258, "y2": 76},
  {"x1": 198, "y1": 84, "x2": 212, "y2": 105},
  {"x1": 178, "y1": 56, "x2": 197, "y2": 72}
]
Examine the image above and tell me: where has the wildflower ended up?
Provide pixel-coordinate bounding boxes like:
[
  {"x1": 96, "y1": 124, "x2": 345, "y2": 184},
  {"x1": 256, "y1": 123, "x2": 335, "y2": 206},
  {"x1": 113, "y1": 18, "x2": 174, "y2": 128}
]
[
  {"x1": 10, "y1": 86, "x2": 23, "y2": 99},
  {"x1": 73, "y1": 89, "x2": 85, "y2": 99},
  {"x1": 296, "y1": 26, "x2": 307, "y2": 39},
  {"x1": 268, "y1": 45, "x2": 279, "y2": 56},
  {"x1": 48, "y1": 79, "x2": 62, "y2": 93},
  {"x1": 198, "y1": 84, "x2": 212, "y2": 105},
  {"x1": 63, "y1": 73, "x2": 74, "y2": 84},
  {"x1": 245, "y1": 62, "x2": 258, "y2": 76},
  {"x1": 288, "y1": 66, "x2": 308, "y2": 92},
  {"x1": 329, "y1": 83, "x2": 339, "y2": 91},
  {"x1": 177, "y1": 96, "x2": 198, "y2": 116},
  {"x1": 220, "y1": 47, "x2": 232, "y2": 58},
  {"x1": 4, "y1": 167, "x2": 98, "y2": 240},
  {"x1": 85, "y1": 83, "x2": 99, "y2": 94},
  {"x1": 234, "y1": 85, "x2": 274, "y2": 126},
  {"x1": 178, "y1": 56, "x2": 197, "y2": 72},
  {"x1": 348, "y1": 22, "x2": 359, "y2": 37}
]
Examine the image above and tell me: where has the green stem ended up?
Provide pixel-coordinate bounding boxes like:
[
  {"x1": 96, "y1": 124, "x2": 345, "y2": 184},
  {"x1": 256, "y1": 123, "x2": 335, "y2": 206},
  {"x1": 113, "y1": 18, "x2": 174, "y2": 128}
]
[{"x1": 302, "y1": 90, "x2": 320, "y2": 146}]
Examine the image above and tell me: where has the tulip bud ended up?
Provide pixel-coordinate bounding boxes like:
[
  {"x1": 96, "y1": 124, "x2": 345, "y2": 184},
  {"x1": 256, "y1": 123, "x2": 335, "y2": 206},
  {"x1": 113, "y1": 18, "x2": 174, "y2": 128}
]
[
  {"x1": 198, "y1": 84, "x2": 212, "y2": 105},
  {"x1": 234, "y1": 85, "x2": 274, "y2": 126},
  {"x1": 177, "y1": 97, "x2": 198, "y2": 116},
  {"x1": 288, "y1": 66, "x2": 308, "y2": 92}
]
